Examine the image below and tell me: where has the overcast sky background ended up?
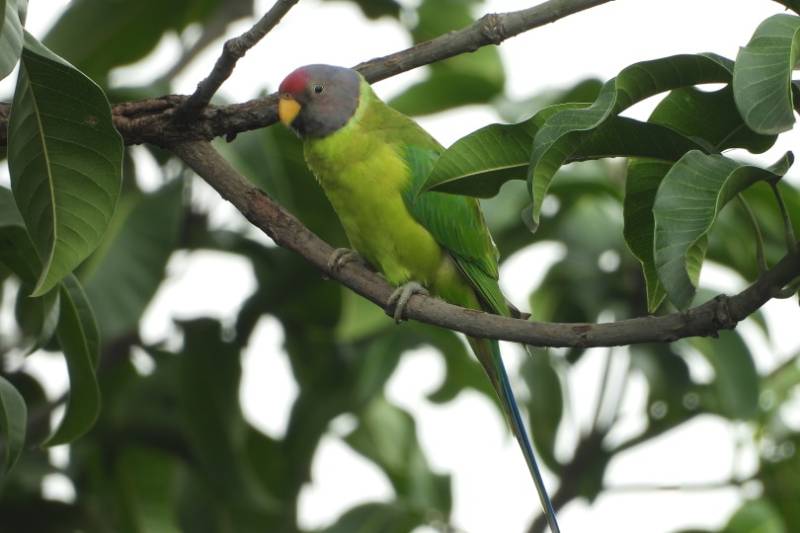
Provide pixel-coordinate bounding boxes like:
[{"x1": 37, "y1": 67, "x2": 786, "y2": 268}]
[{"x1": 4, "y1": 1, "x2": 800, "y2": 532}]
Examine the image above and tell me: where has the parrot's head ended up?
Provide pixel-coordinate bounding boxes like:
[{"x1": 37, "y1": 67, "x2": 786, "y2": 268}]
[{"x1": 278, "y1": 64, "x2": 361, "y2": 138}]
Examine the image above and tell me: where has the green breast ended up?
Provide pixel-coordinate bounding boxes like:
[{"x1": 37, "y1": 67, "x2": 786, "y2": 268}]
[{"x1": 303, "y1": 108, "x2": 443, "y2": 286}]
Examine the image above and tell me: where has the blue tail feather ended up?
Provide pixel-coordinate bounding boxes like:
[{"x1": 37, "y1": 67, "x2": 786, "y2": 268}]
[{"x1": 491, "y1": 340, "x2": 561, "y2": 533}]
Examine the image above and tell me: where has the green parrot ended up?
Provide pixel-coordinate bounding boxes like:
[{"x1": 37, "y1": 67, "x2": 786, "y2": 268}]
[{"x1": 278, "y1": 64, "x2": 559, "y2": 532}]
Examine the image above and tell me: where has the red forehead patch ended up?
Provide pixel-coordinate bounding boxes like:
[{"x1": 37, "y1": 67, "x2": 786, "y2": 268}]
[{"x1": 279, "y1": 67, "x2": 309, "y2": 95}]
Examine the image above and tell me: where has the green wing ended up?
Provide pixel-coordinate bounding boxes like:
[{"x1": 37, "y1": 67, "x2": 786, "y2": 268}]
[
  {"x1": 402, "y1": 143, "x2": 509, "y2": 316},
  {"x1": 358, "y1": 87, "x2": 508, "y2": 315}
]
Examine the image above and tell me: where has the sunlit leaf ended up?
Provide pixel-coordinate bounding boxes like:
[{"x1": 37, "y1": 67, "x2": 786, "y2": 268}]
[
  {"x1": 8, "y1": 32, "x2": 123, "y2": 296},
  {"x1": 733, "y1": 14, "x2": 800, "y2": 134},
  {"x1": 0, "y1": 375, "x2": 27, "y2": 475},
  {"x1": 653, "y1": 151, "x2": 793, "y2": 308}
]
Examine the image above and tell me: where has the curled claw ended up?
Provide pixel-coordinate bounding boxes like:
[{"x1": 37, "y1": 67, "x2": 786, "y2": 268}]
[
  {"x1": 386, "y1": 281, "x2": 429, "y2": 323},
  {"x1": 327, "y1": 248, "x2": 363, "y2": 274}
]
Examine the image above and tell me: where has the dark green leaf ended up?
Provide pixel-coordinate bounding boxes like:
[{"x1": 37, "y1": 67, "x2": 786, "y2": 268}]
[
  {"x1": 733, "y1": 14, "x2": 800, "y2": 134},
  {"x1": 527, "y1": 53, "x2": 733, "y2": 229},
  {"x1": 653, "y1": 151, "x2": 793, "y2": 308},
  {"x1": 0, "y1": 375, "x2": 27, "y2": 475},
  {"x1": 774, "y1": 0, "x2": 800, "y2": 14},
  {"x1": 46, "y1": 274, "x2": 101, "y2": 445},
  {"x1": 0, "y1": 0, "x2": 25, "y2": 80},
  {"x1": 650, "y1": 86, "x2": 777, "y2": 153},
  {"x1": 0, "y1": 186, "x2": 40, "y2": 284},
  {"x1": 84, "y1": 180, "x2": 183, "y2": 341},
  {"x1": 14, "y1": 282, "x2": 60, "y2": 351},
  {"x1": 115, "y1": 447, "x2": 182, "y2": 533},
  {"x1": 623, "y1": 159, "x2": 672, "y2": 311},
  {"x1": 691, "y1": 331, "x2": 759, "y2": 420},
  {"x1": 8, "y1": 32, "x2": 123, "y2": 296}
]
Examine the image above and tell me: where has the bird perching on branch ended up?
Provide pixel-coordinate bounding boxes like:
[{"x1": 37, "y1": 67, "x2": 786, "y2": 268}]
[{"x1": 278, "y1": 64, "x2": 560, "y2": 532}]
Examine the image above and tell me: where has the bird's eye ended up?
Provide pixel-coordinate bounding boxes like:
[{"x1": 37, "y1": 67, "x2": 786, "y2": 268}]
[{"x1": 313, "y1": 84, "x2": 324, "y2": 94}]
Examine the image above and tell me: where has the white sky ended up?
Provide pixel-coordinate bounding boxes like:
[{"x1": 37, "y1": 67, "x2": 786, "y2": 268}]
[{"x1": 7, "y1": 1, "x2": 800, "y2": 533}]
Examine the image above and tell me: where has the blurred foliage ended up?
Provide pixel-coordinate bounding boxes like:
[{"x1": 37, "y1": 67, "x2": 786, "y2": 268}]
[{"x1": 1, "y1": 1, "x2": 800, "y2": 533}]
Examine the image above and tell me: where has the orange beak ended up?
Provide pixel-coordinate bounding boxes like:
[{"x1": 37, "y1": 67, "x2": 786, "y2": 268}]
[{"x1": 278, "y1": 96, "x2": 301, "y2": 126}]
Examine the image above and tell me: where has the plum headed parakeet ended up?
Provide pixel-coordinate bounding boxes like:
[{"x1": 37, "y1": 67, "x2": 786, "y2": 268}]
[{"x1": 278, "y1": 64, "x2": 560, "y2": 532}]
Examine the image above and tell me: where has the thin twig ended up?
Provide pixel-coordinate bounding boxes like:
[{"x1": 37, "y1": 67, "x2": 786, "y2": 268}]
[
  {"x1": 171, "y1": 140, "x2": 800, "y2": 349},
  {"x1": 178, "y1": 0, "x2": 301, "y2": 117}
]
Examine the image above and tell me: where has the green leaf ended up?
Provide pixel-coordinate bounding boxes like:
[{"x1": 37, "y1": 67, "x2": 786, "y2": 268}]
[
  {"x1": 8, "y1": 32, "x2": 123, "y2": 296},
  {"x1": 691, "y1": 331, "x2": 759, "y2": 420},
  {"x1": 388, "y1": 0, "x2": 504, "y2": 116},
  {"x1": 84, "y1": 180, "x2": 183, "y2": 341},
  {"x1": 115, "y1": 447, "x2": 182, "y2": 533},
  {"x1": 653, "y1": 151, "x2": 793, "y2": 309},
  {"x1": 177, "y1": 319, "x2": 252, "y2": 498},
  {"x1": 0, "y1": 0, "x2": 25, "y2": 80},
  {"x1": 722, "y1": 499, "x2": 786, "y2": 533},
  {"x1": 14, "y1": 282, "x2": 60, "y2": 351},
  {"x1": 527, "y1": 53, "x2": 733, "y2": 229},
  {"x1": 426, "y1": 103, "x2": 583, "y2": 197},
  {"x1": 624, "y1": 159, "x2": 671, "y2": 312},
  {"x1": 345, "y1": 397, "x2": 451, "y2": 515},
  {"x1": 521, "y1": 350, "x2": 563, "y2": 473},
  {"x1": 320, "y1": 502, "x2": 424, "y2": 533},
  {"x1": 43, "y1": 0, "x2": 221, "y2": 82},
  {"x1": 427, "y1": 105, "x2": 706, "y2": 198},
  {"x1": 650, "y1": 85, "x2": 777, "y2": 153},
  {"x1": 0, "y1": 375, "x2": 27, "y2": 476},
  {"x1": 624, "y1": 83, "x2": 779, "y2": 311},
  {"x1": 0, "y1": 186, "x2": 40, "y2": 284},
  {"x1": 733, "y1": 14, "x2": 800, "y2": 134},
  {"x1": 46, "y1": 274, "x2": 101, "y2": 445},
  {"x1": 774, "y1": 0, "x2": 800, "y2": 14}
]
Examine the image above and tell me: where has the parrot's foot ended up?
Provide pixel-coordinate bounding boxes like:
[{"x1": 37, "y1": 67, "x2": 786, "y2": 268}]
[
  {"x1": 386, "y1": 281, "x2": 429, "y2": 323},
  {"x1": 327, "y1": 248, "x2": 364, "y2": 274}
]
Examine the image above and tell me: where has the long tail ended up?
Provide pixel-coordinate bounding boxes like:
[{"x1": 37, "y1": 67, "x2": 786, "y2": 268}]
[{"x1": 470, "y1": 337, "x2": 561, "y2": 533}]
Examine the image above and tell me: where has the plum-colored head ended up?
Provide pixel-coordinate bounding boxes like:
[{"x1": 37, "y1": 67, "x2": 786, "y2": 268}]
[{"x1": 278, "y1": 64, "x2": 360, "y2": 138}]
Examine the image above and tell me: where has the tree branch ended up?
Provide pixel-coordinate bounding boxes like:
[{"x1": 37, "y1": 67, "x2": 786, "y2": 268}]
[
  {"x1": 0, "y1": 0, "x2": 614, "y2": 147},
  {"x1": 178, "y1": 0, "x2": 301, "y2": 117},
  {"x1": 172, "y1": 140, "x2": 800, "y2": 349}
]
